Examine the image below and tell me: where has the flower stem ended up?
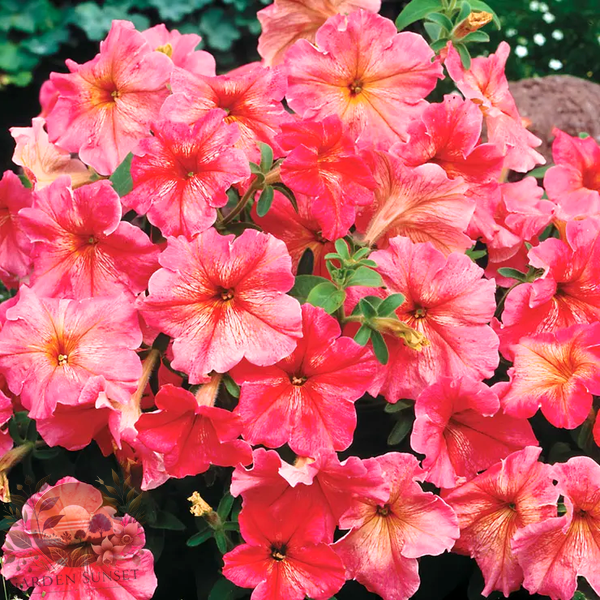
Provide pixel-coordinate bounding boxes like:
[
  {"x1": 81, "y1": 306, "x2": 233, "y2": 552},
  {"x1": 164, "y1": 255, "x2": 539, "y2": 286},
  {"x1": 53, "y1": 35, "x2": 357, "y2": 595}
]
[{"x1": 220, "y1": 180, "x2": 261, "y2": 226}]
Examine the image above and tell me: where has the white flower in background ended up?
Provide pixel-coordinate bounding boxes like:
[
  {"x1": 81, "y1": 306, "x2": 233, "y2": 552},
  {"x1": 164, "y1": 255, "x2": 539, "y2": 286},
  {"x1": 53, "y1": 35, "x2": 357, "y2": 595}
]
[
  {"x1": 552, "y1": 30, "x2": 564, "y2": 40},
  {"x1": 506, "y1": 28, "x2": 518, "y2": 37},
  {"x1": 533, "y1": 33, "x2": 546, "y2": 45},
  {"x1": 543, "y1": 12, "x2": 556, "y2": 23},
  {"x1": 515, "y1": 45, "x2": 529, "y2": 58},
  {"x1": 549, "y1": 59, "x2": 563, "y2": 70},
  {"x1": 529, "y1": 0, "x2": 540, "y2": 10}
]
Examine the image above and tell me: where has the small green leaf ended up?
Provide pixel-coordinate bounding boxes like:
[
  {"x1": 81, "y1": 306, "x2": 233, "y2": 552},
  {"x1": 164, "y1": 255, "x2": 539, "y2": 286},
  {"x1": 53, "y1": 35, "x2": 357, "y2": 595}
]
[
  {"x1": 466, "y1": 247, "x2": 487, "y2": 261},
  {"x1": 186, "y1": 529, "x2": 213, "y2": 547},
  {"x1": 455, "y1": 43, "x2": 472, "y2": 69},
  {"x1": 460, "y1": 31, "x2": 490, "y2": 44},
  {"x1": 430, "y1": 37, "x2": 450, "y2": 52},
  {"x1": 354, "y1": 324, "x2": 372, "y2": 346},
  {"x1": 249, "y1": 162, "x2": 263, "y2": 175},
  {"x1": 217, "y1": 493, "x2": 235, "y2": 521},
  {"x1": 208, "y1": 578, "x2": 246, "y2": 600},
  {"x1": 151, "y1": 510, "x2": 186, "y2": 531},
  {"x1": 378, "y1": 293, "x2": 405, "y2": 316},
  {"x1": 359, "y1": 298, "x2": 378, "y2": 319},
  {"x1": 387, "y1": 413, "x2": 414, "y2": 446},
  {"x1": 357, "y1": 259, "x2": 378, "y2": 268},
  {"x1": 256, "y1": 186, "x2": 274, "y2": 217},
  {"x1": 572, "y1": 592, "x2": 587, "y2": 600},
  {"x1": 259, "y1": 143, "x2": 274, "y2": 173},
  {"x1": 18, "y1": 173, "x2": 32, "y2": 188},
  {"x1": 110, "y1": 153, "x2": 133, "y2": 197},
  {"x1": 497, "y1": 267, "x2": 527, "y2": 282},
  {"x1": 306, "y1": 282, "x2": 346, "y2": 314},
  {"x1": 271, "y1": 183, "x2": 298, "y2": 212},
  {"x1": 424, "y1": 22, "x2": 443, "y2": 41},
  {"x1": 214, "y1": 529, "x2": 229, "y2": 554},
  {"x1": 346, "y1": 266, "x2": 384, "y2": 288},
  {"x1": 324, "y1": 253, "x2": 342, "y2": 261},
  {"x1": 352, "y1": 247, "x2": 371, "y2": 260},
  {"x1": 223, "y1": 374, "x2": 240, "y2": 398},
  {"x1": 334, "y1": 239, "x2": 351, "y2": 260},
  {"x1": 289, "y1": 275, "x2": 330, "y2": 304},
  {"x1": 578, "y1": 132, "x2": 591, "y2": 139},
  {"x1": 395, "y1": 0, "x2": 445, "y2": 31},
  {"x1": 425, "y1": 12, "x2": 454, "y2": 32},
  {"x1": 527, "y1": 165, "x2": 551, "y2": 178},
  {"x1": 457, "y1": 1, "x2": 472, "y2": 24},
  {"x1": 370, "y1": 330, "x2": 389, "y2": 365},
  {"x1": 384, "y1": 399, "x2": 413, "y2": 413},
  {"x1": 222, "y1": 521, "x2": 240, "y2": 532},
  {"x1": 468, "y1": 0, "x2": 501, "y2": 28}
]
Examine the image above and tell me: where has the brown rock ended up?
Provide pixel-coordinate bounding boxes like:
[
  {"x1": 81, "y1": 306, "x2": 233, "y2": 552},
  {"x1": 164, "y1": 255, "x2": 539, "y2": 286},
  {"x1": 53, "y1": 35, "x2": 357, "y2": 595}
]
[{"x1": 509, "y1": 75, "x2": 600, "y2": 163}]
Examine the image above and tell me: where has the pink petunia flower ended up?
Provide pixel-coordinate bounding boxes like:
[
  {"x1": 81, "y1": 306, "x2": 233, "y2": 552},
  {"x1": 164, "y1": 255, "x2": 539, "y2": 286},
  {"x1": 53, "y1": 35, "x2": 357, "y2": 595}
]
[
  {"x1": 161, "y1": 63, "x2": 289, "y2": 162},
  {"x1": 46, "y1": 20, "x2": 173, "y2": 175},
  {"x1": 19, "y1": 177, "x2": 159, "y2": 299},
  {"x1": 135, "y1": 383, "x2": 252, "y2": 479},
  {"x1": 231, "y1": 303, "x2": 378, "y2": 456},
  {"x1": 499, "y1": 323, "x2": 600, "y2": 429},
  {"x1": 443, "y1": 446, "x2": 558, "y2": 597},
  {"x1": 0, "y1": 287, "x2": 142, "y2": 419},
  {"x1": 257, "y1": 0, "x2": 381, "y2": 66},
  {"x1": 277, "y1": 115, "x2": 376, "y2": 240},
  {"x1": 355, "y1": 150, "x2": 473, "y2": 253},
  {"x1": 512, "y1": 456, "x2": 600, "y2": 600},
  {"x1": 285, "y1": 10, "x2": 443, "y2": 148},
  {"x1": 444, "y1": 41, "x2": 545, "y2": 173},
  {"x1": 223, "y1": 492, "x2": 346, "y2": 600},
  {"x1": 544, "y1": 128, "x2": 600, "y2": 220},
  {"x1": 333, "y1": 452, "x2": 459, "y2": 600},
  {"x1": 411, "y1": 376, "x2": 537, "y2": 489},
  {"x1": 0, "y1": 391, "x2": 13, "y2": 458},
  {"x1": 124, "y1": 111, "x2": 250, "y2": 239},
  {"x1": 140, "y1": 228, "x2": 302, "y2": 381}
]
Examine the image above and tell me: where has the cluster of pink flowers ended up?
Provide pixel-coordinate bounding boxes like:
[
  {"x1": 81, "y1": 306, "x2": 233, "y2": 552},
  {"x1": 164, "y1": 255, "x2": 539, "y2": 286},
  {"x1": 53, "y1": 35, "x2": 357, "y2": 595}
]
[{"x1": 0, "y1": 1, "x2": 599, "y2": 599}]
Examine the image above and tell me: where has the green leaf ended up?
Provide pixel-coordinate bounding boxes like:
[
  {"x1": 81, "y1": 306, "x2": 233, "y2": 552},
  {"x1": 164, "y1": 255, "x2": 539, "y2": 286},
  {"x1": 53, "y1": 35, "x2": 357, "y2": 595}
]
[
  {"x1": 455, "y1": 43, "x2": 472, "y2": 69},
  {"x1": 289, "y1": 275, "x2": 330, "y2": 304},
  {"x1": 199, "y1": 7, "x2": 242, "y2": 51},
  {"x1": 33, "y1": 447, "x2": 61, "y2": 460},
  {"x1": 460, "y1": 30, "x2": 490, "y2": 43},
  {"x1": 425, "y1": 12, "x2": 454, "y2": 32},
  {"x1": 110, "y1": 153, "x2": 133, "y2": 197},
  {"x1": 457, "y1": 1, "x2": 472, "y2": 24},
  {"x1": 384, "y1": 399, "x2": 413, "y2": 413},
  {"x1": 213, "y1": 529, "x2": 229, "y2": 554},
  {"x1": 430, "y1": 37, "x2": 450, "y2": 52},
  {"x1": 223, "y1": 374, "x2": 240, "y2": 399},
  {"x1": 270, "y1": 183, "x2": 298, "y2": 212},
  {"x1": 395, "y1": 0, "x2": 444, "y2": 32},
  {"x1": 217, "y1": 493, "x2": 235, "y2": 521},
  {"x1": 466, "y1": 247, "x2": 487, "y2": 261},
  {"x1": 222, "y1": 521, "x2": 240, "y2": 531},
  {"x1": 186, "y1": 529, "x2": 213, "y2": 547},
  {"x1": 259, "y1": 143, "x2": 274, "y2": 172},
  {"x1": 148, "y1": 0, "x2": 210, "y2": 22},
  {"x1": 527, "y1": 165, "x2": 551, "y2": 178},
  {"x1": 468, "y1": 0, "x2": 500, "y2": 28},
  {"x1": 378, "y1": 293, "x2": 405, "y2": 316},
  {"x1": 208, "y1": 578, "x2": 246, "y2": 600},
  {"x1": 354, "y1": 324, "x2": 372, "y2": 346},
  {"x1": 424, "y1": 22, "x2": 443, "y2": 41},
  {"x1": 358, "y1": 298, "x2": 378, "y2": 319},
  {"x1": 249, "y1": 162, "x2": 263, "y2": 175},
  {"x1": 387, "y1": 413, "x2": 414, "y2": 446},
  {"x1": 578, "y1": 132, "x2": 591, "y2": 139},
  {"x1": 334, "y1": 239, "x2": 351, "y2": 260},
  {"x1": 497, "y1": 267, "x2": 527, "y2": 282},
  {"x1": 256, "y1": 186, "x2": 274, "y2": 217},
  {"x1": 151, "y1": 510, "x2": 186, "y2": 531},
  {"x1": 352, "y1": 247, "x2": 371, "y2": 260},
  {"x1": 306, "y1": 282, "x2": 346, "y2": 314},
  {"x1": 370, "y1": 330, "x2": 389, "y2": 365},
  {"x1": 346, "y1": 266, "x2": 384, "y2": 288}
]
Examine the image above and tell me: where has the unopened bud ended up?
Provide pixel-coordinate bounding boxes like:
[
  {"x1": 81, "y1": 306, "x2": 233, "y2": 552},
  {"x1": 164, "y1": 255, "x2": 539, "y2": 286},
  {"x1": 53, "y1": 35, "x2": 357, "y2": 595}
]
[
  {"x1": 454, "y1": 11, "x2": 493, "y2": 39},
  {"x1": 188, "y1": 491, "x2": 212, "y2": 517},
  {"x1": 372, "y1": 317, "x2": 429, "y2": 351}
]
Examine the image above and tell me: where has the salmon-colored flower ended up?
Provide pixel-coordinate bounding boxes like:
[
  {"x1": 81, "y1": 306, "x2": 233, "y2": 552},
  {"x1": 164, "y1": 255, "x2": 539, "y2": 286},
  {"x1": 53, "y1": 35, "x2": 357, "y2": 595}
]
[
  {"x1": 47, "y1": 20, "x2": 172, "y2": 175},
  {"x1": 0, "y1": 391, "x2": 13, "y2": 457},
  {"x1": 444, "y1": 447, "x2": 558, "y2": 597},
  {"x1": 140, "y1": 228, "x2": 302, "y2": 381},
  {"x1": 257, "y1": 0, "x2": 381, "y2": 66},
  {"x1": 285, "y1": 11, "x2": 443, "y2": 148}
]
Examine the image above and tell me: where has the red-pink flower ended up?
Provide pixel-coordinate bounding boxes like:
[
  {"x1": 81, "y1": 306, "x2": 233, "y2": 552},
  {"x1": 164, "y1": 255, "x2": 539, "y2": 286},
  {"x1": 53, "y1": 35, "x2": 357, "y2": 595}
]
[
  {"x1": 333, "y1": 452, "x2": 459, "y2": 600},
  {"x1": 140, "y1": 228, "x2": 302, "y2": 381},
  {"x1": 411, "y1": 377, "x2": 537, "y2": 489},
  {"x1": 513, "y1": 456, "x2": 600, "y2": 600},
  {"x1": 443, "y1": 447, "x2": 559, "y2": 597},
  {"x1": 223, "y1": 493, "x2": 346, "y2": 600},
  {"x1": 285, "y1": 11, "x2": 443, "y2": 148},
  {"x1": 0, "y1": 391, "x2": 13, "y2": 457},
  {"x1": 445, "y1": 42, "x2": 544, "y2": 173},
  {"x1": 47, "y1": 20, "x2": 172, "y2": 175},
  {"x1": 20, "y1": 177, "x2": 159, "y2": 299},
  {"x1": 544, "y1": 128, "x2": 600, "y2": 220},
  {"x1": 365, "y1": 236, "x2": 498, "y2": 401},
  {"x1": 494, "y1": 217, "x2": 600, "y2": 358},
  {"x1": 135, "y1": 384, "x2": 251, "y2": 478},
  {"x1": 355, "y1": 150, "x2": 473, "y2": 253},
  {"x1": 161, "y1": 63, "x2": 289, "y2": 162},
  {"x1": 278, "y1": 115, "x2": 376, "y2": 240},
  {"x1": 257, "y1": 0, "x2": 381, "y2": 66},
  {"x1": 0, "y1": 171, "x2": 32, "y2": 287},
  {"x1": 124, "y1": 111, "x2": 250, "y2": 238},
  {"x1": 500, "y1": 323, "x2": 600, "y2": 429},
  {"x1": 231, "y1": 304, "x2": 377, "y2": 456},
  {"x1": 0, "y1": 287, "x2": 142, "y2": 419}
]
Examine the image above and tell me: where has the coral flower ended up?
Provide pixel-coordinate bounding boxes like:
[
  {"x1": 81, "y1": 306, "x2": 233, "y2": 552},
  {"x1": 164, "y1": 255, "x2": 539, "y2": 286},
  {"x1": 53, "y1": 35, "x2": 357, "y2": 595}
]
[
  {"x1": 411, "y1": 377, "x2": 537, "y2": 489},
  {"x1": 0, "y1": 287, "x2": 142, "y2": 419},
  {"x1": 140, "y1": 228, "x2": 302, "y2": 381},
  {"x1": 513, "y1": 456, "x2": 600, "y2": 600},
  {"x1": 444, "y1": 41, "x2": 544, "y2": 173},
  {"x1": 10, "y1": 117, "x2": 90, "y2": 189},
  {"x1": 0, "y1": 391, "x2": 13, "y2": 457},
  {"x1": 333, "y1": 452, "x2": 459, "y2": 600},
  {"x1": 231, "y1": 304, "x2": 378, "y2": 456},
  {"x1": 223, "y1": 493, "x2": 346, "y2": 600},
  {"x1": 46, "y1": 20, "x2": 172, "y2": 175},
  {"x1": 443, "y1": 447, "x2": 558, "y2": 597},
  {"x1": 278, "y1": 115, "x2": 376, "y2": 240},
  {"x1": 124, "y1": 111, "x2": 250, "y2": 238},
  {"x1": 500, "y1": 323, "x2": 600, "y2": 429},
  {"x1": 20, "y1": 177, "x2": 159, "y2": 299},
  {"x1": 161, "y1": 63, "x2": 289, "y2": 162},
  {"x1": 285, "y1": 11, "x2": 443, "y2": 148},
  {"x1": 257, "y1": 0, "x2": 381, "y2": 66}
]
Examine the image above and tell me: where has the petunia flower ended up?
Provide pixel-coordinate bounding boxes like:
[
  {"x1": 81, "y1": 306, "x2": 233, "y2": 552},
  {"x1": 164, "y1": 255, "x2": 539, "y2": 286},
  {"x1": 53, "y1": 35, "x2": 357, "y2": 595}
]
[
  {"x1": 257, "y1": 0, "x2": 381, "y2": 66},
  {"x1": 411, "y1": 377, "x2": 537, "y2": 489},
  {"x1": 231, "y1": 304, "x2": 378, "y2": 456},
  {"x1": 285, "y1": 10, "x2": 443, "y2": 148},
  {"x1": 333, "y1": 452, "x2": 459, "y2": 600},
  {"x1": 19, "y1": 177, "x2": 159, "y2": 299},
  {"x1": 512, "y1": 456, "x2": 600, "y2": 600},
  {"x1": 46, "y1": 20, "x2": 173, "y2": 175},
  {"x1": 0, "y1": 391, "x2": 13, "y2": 458},
  {"x1": 499, "y1": 323, "x2": 600, "y2": 429},
  {"x1": 124, "y1": 111, "x2": 250, "y2": 239},
  {"x1": 0, "y1": 287, "x2": 142, "y2": 419},
  {"x1": 443, "y1": 446, "x2": 559, "y2": 597},
  {"x1": 140, "y1": 228, "x2": 302, "y2": 381}
]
